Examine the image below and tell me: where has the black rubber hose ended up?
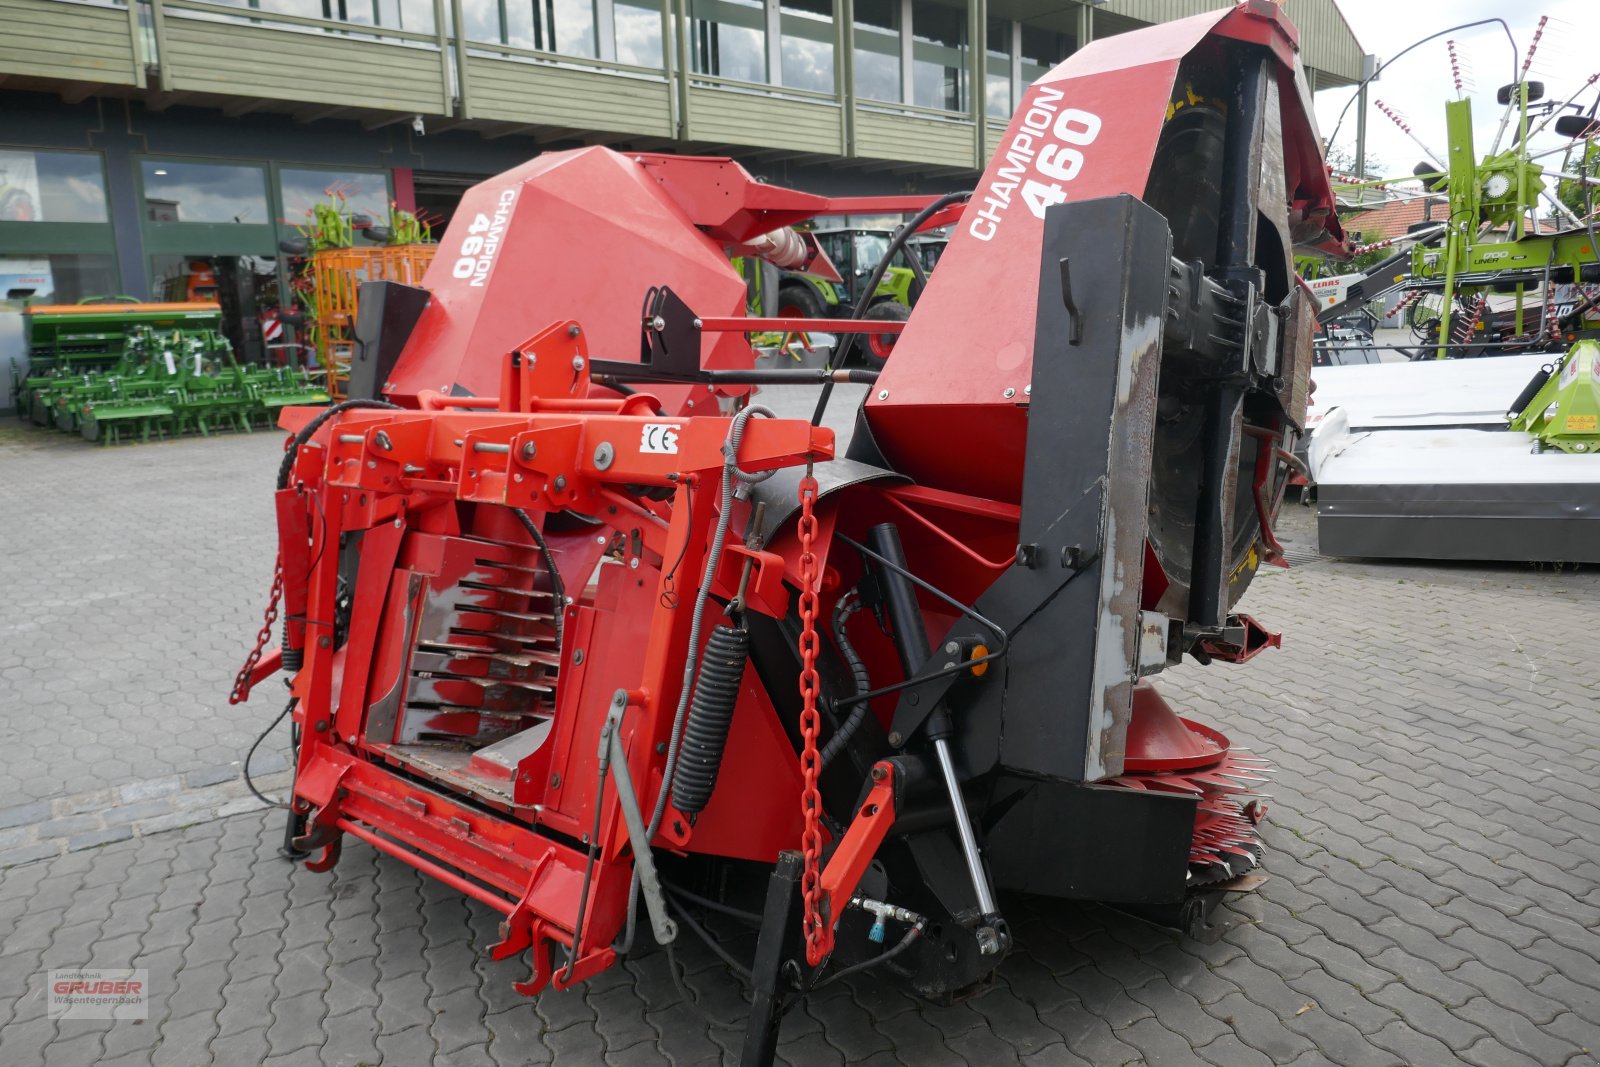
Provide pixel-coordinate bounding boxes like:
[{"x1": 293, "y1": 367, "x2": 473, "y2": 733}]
[
  {"x1": 591, "y1": 376, "x2": 667, "y2": 416},
  {"x1": 243, "y1": 697, "x2": 295, "y2": 809},
  {"x1": 670, "y1": 623, "x2": 749, "y2": 814},
  {"x1": 276, "y1": 398, "x2": 401, "y2": 490},
  {"x1": 811, "y1": 921, "x2": 925, "y2": 991},
  {"x1": 820, "y1": 592, "x2": 870, "y2": 770},
  {"x1": 812, "y1": 190, "x2": 972, "y2": 426},
  {"x1": 511, "y1": 508, "x2": 567, "y2": 661}
]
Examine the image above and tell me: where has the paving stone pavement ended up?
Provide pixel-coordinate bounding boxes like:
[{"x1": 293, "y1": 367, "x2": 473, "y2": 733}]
[
  {"x1": 3, "y1": 410, "x2": 1600, "y2": 1065},
  {"x1": 0, "y1": 424, "x2": 282, "y2": 807}
]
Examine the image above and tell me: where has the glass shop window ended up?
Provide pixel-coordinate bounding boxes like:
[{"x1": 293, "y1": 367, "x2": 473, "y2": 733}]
[
  {"x1": 853, "y1": 0, "x2": 901, "y2": 103},
  {"x1": 691, "y1": 0, "x2": 766, "y2": 82},
  {"x1": 911, "y1": 0, "x2": 966, "y2": 112},
  {"x1": 614, "y1": 0, "x2": 664, "y2": 67},
  {"x1": 280, "y1": 168, "x2": 392, "y2": 233},
  {"x1": 142, "y1": 161, "x2": 270, "y2": 225},
  {"x1": 0, "y1": 148, "x2": 109, "y2": 223},
  {"x1": 985, "y1": 16, "x2": 1011, "y2": 118},
  {"x1": 1019, "y1": 24, "x2": 1071, "y2": 87},
  {"x1": 780, "y1": 0, "x2": 833, "y2": 93},
  {"x1": 0, "y1": 254, "x2": 120, "y2": 412},
  {"x1": 506, "y1": 0, "x2": 598, "y2": 56},
  {"x1": 0, "y1": 255, "x2": 119, "y2": 307}
]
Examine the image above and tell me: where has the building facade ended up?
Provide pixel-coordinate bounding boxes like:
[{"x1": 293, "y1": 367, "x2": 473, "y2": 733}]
[{"x1": 0, "y1": 0, "x2": 1362, "y2": 409}]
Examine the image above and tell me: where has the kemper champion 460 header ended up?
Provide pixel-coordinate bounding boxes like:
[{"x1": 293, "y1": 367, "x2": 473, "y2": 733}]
[{"x1": 232, "y1": 2, "x2": 1346, "y2": 1058}]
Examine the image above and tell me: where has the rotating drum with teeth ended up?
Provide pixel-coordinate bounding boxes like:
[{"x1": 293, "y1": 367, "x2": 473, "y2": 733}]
[{"x1": 1104, "y1": 681, "x2": 1273, "y2": 888}]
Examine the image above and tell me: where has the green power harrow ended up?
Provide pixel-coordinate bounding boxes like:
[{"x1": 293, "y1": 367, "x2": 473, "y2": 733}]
[{"x1": 16, "y1": 318, "x2": 328, "y2": 446}]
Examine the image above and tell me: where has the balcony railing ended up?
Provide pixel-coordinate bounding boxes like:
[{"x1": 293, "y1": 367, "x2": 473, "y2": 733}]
[{"x1": 4, "y1": 0, "x2": 992, "y2": 171}]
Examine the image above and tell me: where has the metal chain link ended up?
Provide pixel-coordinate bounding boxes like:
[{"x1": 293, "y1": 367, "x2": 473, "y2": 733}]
[
  {"x1": 796, "y1": 464, "x2": 828, "y2": 967},
  {"x1": 230, "y1": 557, "x2": 283, "y2": 706}
]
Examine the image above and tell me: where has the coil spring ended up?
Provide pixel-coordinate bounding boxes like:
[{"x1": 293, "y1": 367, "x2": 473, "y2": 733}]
[
  {"x1": 281, "y1": 621, "x2": 303, "y2": 673},
  {"x1": 670, "y1": 623, "x2": 749, "y2": 815}
]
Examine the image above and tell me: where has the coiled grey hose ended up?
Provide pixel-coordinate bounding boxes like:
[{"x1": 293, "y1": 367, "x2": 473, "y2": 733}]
[{"x1": 618, "y1": 403, "x2": 778, "y2": 955}]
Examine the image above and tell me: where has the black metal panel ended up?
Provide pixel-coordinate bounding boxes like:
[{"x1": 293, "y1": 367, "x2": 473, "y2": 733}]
[
  {"x1": 951, "y1": 195, "x2": 1170, "y2": 784},
  {"x1": 984, "y1": 777, "x2": 1195, "y2": 905},
  {"x1": 1318, "y1": 483, "x2": 1600, "y2": 563},
  {"x1": 740, "y1": 851, "x2": 804, "y2": 1067},
  {"x1": 350, "y1": 281, "x2": 430, "y2": 402}
]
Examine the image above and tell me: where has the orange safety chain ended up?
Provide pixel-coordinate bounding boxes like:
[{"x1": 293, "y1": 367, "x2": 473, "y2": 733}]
[{"x1": 795, "y1": 465, "x2": 829, "y2": 966}]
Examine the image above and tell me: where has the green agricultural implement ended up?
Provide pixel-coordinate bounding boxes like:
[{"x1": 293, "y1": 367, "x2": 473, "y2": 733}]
[
  {"x1": 13, "y1": 301, "x2": 328, "y2": 446},
  {"x1": 1508, "y1": 339, "x2": 1600, "y2": 453},
  {"x1": 1316, "y1": 65, "x2": 1600, "y2": 359},
  {"x1": 14, "y1": 300, "x2": 223, "y2": 425},
  {"x1": 1407, "y1": 93, "x2": 1600, "y2": 356},
  {"x1": 74, "y1": 330, "x2": 329, "y2": 445}
]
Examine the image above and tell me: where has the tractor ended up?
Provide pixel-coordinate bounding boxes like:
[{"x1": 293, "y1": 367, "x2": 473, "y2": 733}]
[{"x1": 776, "y1": 227, "x2": 936, "y2": 365}]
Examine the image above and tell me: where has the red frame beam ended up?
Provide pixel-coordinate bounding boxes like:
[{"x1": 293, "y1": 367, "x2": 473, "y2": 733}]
[{"x1": 698, "y1": 317, "x2": 906, "y2": 335}]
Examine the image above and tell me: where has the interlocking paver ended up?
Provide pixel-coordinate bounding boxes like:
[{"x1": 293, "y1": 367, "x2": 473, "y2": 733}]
[{"x1": 4, "y1": 411, "x2": 1600, "y2": 1066}]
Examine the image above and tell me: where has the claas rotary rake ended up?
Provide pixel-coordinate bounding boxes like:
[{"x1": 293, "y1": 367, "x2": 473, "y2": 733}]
[{"x1": 231, "y1": 3, "x2": 1347, "y2": 1058}]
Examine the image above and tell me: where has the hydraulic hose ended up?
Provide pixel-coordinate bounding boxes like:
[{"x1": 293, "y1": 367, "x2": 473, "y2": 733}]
[
  {"x1": 820, "y1": 591, "x2": 870, "y2": 770},
  {"x1": 811, "y1": 190, "x2": 972, "y2": 427},
  {"x1": 510, "y1": 508, "x2": 567, "y2": 661},
  {"x1": 276, "y1": 398, "x2": 401, "y2": 490}
]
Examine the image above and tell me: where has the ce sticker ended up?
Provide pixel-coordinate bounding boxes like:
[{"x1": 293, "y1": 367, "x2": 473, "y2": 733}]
[{"x1": 641, "y1": 423, "x2": 681, "y2": 455}]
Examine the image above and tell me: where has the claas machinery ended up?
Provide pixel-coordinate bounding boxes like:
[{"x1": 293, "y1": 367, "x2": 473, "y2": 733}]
[{"x1": 231, "y1": 3, "x2": 1345, "y2": 1058}]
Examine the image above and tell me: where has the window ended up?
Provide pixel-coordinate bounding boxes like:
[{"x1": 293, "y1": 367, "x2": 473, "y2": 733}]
[
  {"x1": 691, "y1": 0, "x2": 766, "y2": 82},
  {"x1": 149, "y1": 255, "x2": 281, "y2": 363},
  {"x1": 985, "y1": 16, "x2": 1011, "y2": 118},
  {"x1": 506, "y1": 0, "x2": 597, "y2": 55},
  {"x1": 817, "y1": 231, "x2": 849, "y2": 272},
  {"x1": 142, "y1": 161, "x2": 270, "y2": 225},
  {"x1": 280, "y1": 168, "x2": 392, "y2": 231},
  {"x1": 911, "y1": 0, "x2": 966, "y2": 112},
  {"x1": 1, "y1": 254, "x2": 120, "y2": 412},
  {"x1": 1019, "y1": 24, "x2": 1071, "y2": 87},
  {"x1": 854, "y1": 231, "x2": 892, "y2": 272},
  {"x1": 0, "y1": 255, "x2": 118, "y2": 307},
  {"x1": 460, "y1": 0, "x2": 595, "y2": 52},
  {"x1": 252, "y1": 0, "x2": 323, "y2": 18},
  {"x1": 0, "y1": 149, "x2": 108, "y2": 224},
  {"x1": 222, "y1": 0, "x2": 437, "y2": 32},
  {"x1": 459, "y1": 0, "x2": 503, "y2": 43},
  {"x1": 780, "y1": 0, "x2": 833, "y2": 93},
  {"x1": 614, "y1": 0, "x2": 663, "y2": 66},
  {"x1": 854, "y1": 0, "x2": 900, "y2": 102}
]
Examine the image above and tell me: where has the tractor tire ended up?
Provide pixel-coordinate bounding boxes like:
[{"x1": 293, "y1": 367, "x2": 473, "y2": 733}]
[
  {"x1": 859, "y1": 301, "x2": 910, "y2": 367},
  {"x1": 776, "y1": 284, "x2": 825, "y2": 320}
]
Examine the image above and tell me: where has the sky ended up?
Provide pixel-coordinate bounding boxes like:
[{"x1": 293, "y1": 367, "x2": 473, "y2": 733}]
[{"x1": 1310, "y1": 0, "x2": 1598, "y2": 194}]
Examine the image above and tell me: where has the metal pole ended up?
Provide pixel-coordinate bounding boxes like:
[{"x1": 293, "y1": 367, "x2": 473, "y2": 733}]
[
  {"x1": 969, "y1": 0, "x2": 984, "y2": 169},
  {"x1": 1355, "y1": 53, "x2": 1376, "y2": 179}
]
